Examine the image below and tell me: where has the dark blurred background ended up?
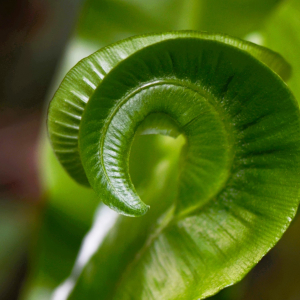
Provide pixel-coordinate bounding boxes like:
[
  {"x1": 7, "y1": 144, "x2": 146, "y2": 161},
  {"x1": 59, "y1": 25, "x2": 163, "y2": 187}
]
[{"x1": 1, "y1": 0, "x2": 300, "y2": 299}]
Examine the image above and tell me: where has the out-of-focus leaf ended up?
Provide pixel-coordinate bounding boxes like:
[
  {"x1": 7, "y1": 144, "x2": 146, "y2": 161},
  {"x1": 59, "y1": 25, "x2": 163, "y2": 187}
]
[
  {"x1": 20, "y1": 140, "x2": 99, "y2": 300},
  {"x1": 198, "y1": 0, "x2": 282, "y2": 38},
  {"x1": 262, "y1": 0, "x2": 300, "y2": 101},
  {"x1": 0, "y1": 202, "x2": 33, "y2": 298},
  {"x1": 76, "y1": 0, "x2": 283, "y2": 45},
  {"x1": 77, "y1": 0, "x2": 182, "y2": 45}
]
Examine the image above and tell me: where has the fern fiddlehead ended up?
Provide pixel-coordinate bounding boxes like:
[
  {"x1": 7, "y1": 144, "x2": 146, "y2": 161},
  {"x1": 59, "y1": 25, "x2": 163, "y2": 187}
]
[{"x1": 48, "y1": 31, "x2": 300, "y2": 299}]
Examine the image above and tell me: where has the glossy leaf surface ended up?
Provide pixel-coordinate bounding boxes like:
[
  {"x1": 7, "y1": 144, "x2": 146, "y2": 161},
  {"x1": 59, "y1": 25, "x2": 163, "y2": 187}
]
[
  {"x1": 48, "y1": 32, "x2": 300, "y2": 299},
  {"x1": 48, "y1": 31, "x2": 291, "y2": 188}
]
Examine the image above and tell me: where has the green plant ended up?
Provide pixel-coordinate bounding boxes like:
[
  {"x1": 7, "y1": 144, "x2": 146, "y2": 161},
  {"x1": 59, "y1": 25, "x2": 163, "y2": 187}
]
[{"x1": 47, "y1": 31, "x2": 300, "y2": 299}]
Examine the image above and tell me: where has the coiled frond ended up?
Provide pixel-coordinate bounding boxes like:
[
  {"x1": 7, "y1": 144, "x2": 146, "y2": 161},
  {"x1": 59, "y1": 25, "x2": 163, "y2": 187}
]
[{"x1": 48, "y1": 31, "x2": 300, "y2": 299}]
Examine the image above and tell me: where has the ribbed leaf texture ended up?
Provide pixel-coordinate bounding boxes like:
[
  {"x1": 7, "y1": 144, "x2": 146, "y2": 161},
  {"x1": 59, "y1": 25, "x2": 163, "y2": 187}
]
[{"x1": 48, "y1": 31, "x2": 300, "y2": 300}]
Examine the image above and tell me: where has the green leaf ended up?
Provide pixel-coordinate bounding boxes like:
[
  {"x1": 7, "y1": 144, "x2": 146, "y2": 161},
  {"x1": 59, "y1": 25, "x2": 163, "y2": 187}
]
[
  {"x1": 262, "y1": 0, "x2": 300, "y2": 100},
  {"x1": 48, "y1": 32, "x2": 300, "y2": 299},
  {"x1": 76, "y1": 0, "x2": 181, "y2": 45},
  {"x1": 76, "y1": 0, "x2": 282, "y2": 44},
  {"x1": 196, "y1": 0, "x2": 282, "y2": 38},
  {"x1": 0, "y1": 202, "x2": 33, "y2": 298},
  {"x1": 48, "y1": 31, "x2": 291, "y2": 189}
]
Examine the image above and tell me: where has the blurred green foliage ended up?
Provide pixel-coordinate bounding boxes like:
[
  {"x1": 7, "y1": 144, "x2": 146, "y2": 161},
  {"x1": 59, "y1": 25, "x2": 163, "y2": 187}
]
[
  {"x1": 263, "y1": 0, "x2": 300, "y2": 101},
  {"x1": 0, "y1": 202, "x2": 34, "y2": 299},
  {"x1": 20, "y1": 140, "x2": 99, "y2": 300},
  {"x1": 77, "y1": 0, "x2": 282, "y2": 45}
]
